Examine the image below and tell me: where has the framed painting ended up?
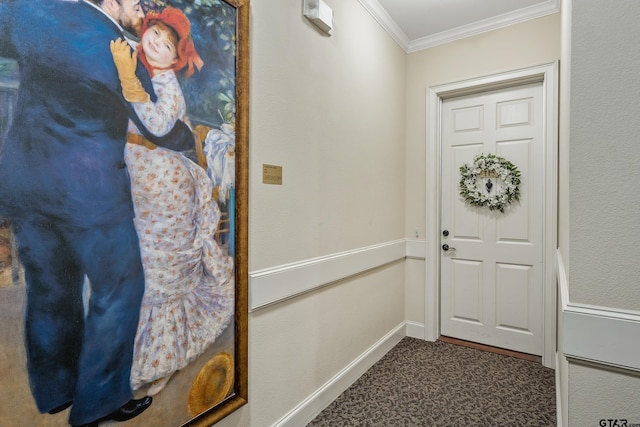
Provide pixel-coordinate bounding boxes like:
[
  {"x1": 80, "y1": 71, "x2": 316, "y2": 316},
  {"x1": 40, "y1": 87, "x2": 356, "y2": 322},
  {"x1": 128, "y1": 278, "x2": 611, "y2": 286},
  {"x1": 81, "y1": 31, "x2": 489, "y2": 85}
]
[{"x1": 0, "y1": 0, "x2": 248, "y2": 426}]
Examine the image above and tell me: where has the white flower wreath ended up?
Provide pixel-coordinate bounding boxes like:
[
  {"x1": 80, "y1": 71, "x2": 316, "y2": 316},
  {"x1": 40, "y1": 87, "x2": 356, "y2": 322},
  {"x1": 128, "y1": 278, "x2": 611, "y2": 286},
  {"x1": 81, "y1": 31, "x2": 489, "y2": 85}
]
[{"x1": 459, "y1": 154, "x2": 521, "y2": 213}]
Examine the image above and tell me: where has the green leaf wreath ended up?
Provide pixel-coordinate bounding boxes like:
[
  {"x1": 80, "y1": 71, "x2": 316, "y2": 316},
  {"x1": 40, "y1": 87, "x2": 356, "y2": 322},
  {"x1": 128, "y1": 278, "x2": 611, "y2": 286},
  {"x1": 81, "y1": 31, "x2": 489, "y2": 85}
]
[{"x1": 459, "y1": 154, "x2": 521, "y2": 213}]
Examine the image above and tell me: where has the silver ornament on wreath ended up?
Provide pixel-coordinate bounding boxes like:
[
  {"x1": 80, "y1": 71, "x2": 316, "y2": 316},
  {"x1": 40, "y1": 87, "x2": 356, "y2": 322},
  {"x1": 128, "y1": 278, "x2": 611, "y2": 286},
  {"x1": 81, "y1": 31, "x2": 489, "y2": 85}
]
[{"x1": 459, "y1": 153, "x2": 521, "y2": 213}]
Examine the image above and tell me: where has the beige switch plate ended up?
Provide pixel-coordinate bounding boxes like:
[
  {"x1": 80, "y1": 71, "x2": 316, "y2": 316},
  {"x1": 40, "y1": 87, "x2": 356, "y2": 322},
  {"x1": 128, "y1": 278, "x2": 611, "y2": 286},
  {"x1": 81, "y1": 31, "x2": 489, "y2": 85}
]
[{"x1": 262, "y1": 164, "x2": 283, "y2": 185}]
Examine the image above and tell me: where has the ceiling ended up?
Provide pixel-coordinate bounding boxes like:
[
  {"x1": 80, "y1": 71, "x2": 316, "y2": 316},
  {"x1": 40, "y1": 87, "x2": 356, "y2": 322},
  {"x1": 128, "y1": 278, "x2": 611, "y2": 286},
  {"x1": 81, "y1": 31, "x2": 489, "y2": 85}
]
[{"x1": 358, "y1": 0, "x2": 560, "y2": 53}]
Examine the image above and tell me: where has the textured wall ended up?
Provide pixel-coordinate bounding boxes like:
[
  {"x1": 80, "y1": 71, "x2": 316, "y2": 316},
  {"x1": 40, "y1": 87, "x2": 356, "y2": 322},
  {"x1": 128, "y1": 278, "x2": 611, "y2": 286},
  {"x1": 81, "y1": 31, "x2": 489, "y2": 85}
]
[
  {"x1": 568, "y1": 0, "x2": 640, "y2": 309},
  {"x1": 564, "y1": 1, "x2": 640, "y2": 424},
  {"x1": 569, "y1": 363, "x2": 640, "y2": 426}
]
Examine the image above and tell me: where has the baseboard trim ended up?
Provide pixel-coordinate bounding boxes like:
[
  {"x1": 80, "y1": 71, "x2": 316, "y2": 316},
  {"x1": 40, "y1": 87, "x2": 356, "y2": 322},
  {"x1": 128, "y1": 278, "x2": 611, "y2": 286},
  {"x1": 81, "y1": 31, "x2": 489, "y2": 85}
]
[
  {"x1": 272, "y1": 322, "x2": 406, "y2": 427},
  {"x1": 405, "y1": 321, "x2": 425, "y2": 339}
]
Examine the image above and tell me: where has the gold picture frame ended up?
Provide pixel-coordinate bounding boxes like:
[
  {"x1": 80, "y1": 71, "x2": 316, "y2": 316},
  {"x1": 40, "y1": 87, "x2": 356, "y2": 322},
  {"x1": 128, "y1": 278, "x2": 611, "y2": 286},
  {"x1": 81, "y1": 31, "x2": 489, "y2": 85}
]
[{"x1": 185, "y1": 0, "x2": 249, "y2": 425}]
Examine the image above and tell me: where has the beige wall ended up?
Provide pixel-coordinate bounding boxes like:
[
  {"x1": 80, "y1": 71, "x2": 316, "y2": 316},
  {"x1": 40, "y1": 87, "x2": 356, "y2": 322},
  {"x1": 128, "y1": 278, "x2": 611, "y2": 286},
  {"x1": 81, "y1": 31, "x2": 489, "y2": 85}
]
[
  {"x1": 218, "y1": 0, "x2": 407, "y2": 425},
  {"x1": 249, "y1": 0, "x2": 406, "y2": 271},
  {"x1": 242, "y1": 262, "x2": 405, "y2": 426},
  {"x1": 403, "y1": 14, "x2": 562, "y2": 325},
  {"x1": 405, "y1": 258, "x2": 424, "y2": 324}
]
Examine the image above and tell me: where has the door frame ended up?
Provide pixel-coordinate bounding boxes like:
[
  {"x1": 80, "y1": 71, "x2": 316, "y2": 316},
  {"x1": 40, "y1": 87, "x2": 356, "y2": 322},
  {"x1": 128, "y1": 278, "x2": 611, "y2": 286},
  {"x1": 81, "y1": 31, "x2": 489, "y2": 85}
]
[{"x1": 424, "y1": 62, "x2": 559, "y2": 368}]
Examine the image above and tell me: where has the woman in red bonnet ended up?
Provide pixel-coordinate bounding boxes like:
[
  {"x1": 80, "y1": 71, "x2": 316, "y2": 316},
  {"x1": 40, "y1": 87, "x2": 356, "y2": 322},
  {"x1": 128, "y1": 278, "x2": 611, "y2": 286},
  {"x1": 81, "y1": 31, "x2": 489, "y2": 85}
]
[{"x1": 110, "y1": 7, "x2": 235, "y2": 396}]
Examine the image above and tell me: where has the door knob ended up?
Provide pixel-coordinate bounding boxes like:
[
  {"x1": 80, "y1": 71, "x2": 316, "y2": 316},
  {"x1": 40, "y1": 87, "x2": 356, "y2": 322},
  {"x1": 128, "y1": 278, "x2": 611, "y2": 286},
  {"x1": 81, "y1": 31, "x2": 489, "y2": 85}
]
[{"x1": 442, "y1": 244, "x2": 456, "y2": 251}]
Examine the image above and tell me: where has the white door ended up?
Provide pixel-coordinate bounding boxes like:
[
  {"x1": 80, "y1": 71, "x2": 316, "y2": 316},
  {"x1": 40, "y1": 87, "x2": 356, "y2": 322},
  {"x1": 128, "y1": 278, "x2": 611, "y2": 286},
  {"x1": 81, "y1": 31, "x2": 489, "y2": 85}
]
[{"x1": 440, "y1": 83, "x2": 544, "y2": 356}]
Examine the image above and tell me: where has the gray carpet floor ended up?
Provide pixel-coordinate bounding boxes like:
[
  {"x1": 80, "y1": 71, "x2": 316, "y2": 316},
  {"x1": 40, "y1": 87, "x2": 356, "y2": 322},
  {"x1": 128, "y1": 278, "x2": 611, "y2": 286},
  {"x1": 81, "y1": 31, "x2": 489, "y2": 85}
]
[{"x1": 307, "y1": 337, "x2": 556, "y2": 426}]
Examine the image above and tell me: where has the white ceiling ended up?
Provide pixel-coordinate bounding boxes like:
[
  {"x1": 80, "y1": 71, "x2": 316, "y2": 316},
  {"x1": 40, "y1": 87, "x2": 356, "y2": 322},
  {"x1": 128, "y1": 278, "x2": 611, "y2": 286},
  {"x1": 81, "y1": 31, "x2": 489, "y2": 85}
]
[{"x1": 357, "y1": 0, "x2": 560, "y2": 53}]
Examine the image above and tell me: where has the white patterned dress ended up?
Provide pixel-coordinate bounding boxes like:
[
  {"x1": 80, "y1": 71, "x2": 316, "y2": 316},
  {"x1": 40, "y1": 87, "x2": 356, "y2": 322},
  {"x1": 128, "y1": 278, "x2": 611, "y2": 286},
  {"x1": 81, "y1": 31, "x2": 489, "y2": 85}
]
[{"x1": 124, "y1": 70, "x2": 234, "y2": 391}]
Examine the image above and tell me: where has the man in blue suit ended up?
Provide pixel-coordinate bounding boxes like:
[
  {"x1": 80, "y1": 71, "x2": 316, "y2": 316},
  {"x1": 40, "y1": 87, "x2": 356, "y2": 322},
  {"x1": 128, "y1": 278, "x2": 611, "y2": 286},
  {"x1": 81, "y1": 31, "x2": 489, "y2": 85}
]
[{"x1": 0, "y1": 0, "x2": 194, "y2": 425}]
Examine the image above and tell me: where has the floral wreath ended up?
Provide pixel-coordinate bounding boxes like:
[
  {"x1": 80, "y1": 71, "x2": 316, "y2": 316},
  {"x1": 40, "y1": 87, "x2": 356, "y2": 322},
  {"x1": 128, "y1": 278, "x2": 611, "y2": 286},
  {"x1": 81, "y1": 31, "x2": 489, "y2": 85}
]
[{"x1": 459, "y1": 153, "x2": 521, "y2": 213}]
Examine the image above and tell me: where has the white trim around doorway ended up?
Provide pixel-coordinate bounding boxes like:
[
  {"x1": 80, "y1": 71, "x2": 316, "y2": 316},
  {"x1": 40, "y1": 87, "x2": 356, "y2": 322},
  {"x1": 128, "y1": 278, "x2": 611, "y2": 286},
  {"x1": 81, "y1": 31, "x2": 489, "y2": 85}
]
[{"x1": 425, "y1": 62, "x2": 559, "y2": 368}]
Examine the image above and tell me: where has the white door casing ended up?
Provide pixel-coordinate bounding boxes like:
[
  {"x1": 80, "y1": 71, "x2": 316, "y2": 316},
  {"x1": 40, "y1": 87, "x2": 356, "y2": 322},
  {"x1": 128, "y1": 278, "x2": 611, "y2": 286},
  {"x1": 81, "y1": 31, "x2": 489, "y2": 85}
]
[
  {"x1": 424, "y1": 63, "x2": 558, "y2": 368},
  {"x1": 440, "y1": 83, "x2": 543, "y2": 355}
]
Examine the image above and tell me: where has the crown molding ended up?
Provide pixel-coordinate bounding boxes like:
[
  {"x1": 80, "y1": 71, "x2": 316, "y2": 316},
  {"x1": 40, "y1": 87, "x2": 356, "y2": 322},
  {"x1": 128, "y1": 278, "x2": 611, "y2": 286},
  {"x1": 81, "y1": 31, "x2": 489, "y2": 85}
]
[
  {"x1": 358, "y1": 0, "x2": 560, "y2": 54},
  {"x1": 357, "y1": 0, "x2": 409, "y2": 52},
  {"x1": 408, "y1": 0, "x2": 559, "y2": 52}
]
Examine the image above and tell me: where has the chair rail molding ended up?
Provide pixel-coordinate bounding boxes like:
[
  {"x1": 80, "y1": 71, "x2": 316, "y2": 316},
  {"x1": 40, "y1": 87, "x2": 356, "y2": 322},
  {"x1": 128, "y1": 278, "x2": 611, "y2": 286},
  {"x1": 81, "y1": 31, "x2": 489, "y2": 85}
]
[
  {"x1": 249, "y1": 239, "x2": 421, "y2": 311},
  {"x1": 557, "y1": 251, "x2": 640, "y2": 373}
]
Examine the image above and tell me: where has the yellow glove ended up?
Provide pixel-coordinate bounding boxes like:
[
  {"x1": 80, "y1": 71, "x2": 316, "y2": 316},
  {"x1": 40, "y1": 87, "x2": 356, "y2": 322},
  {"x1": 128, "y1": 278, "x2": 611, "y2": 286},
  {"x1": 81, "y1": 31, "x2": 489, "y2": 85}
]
[{"x1": 110, "y1": 38, "x2": 150, "y2": 103}]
